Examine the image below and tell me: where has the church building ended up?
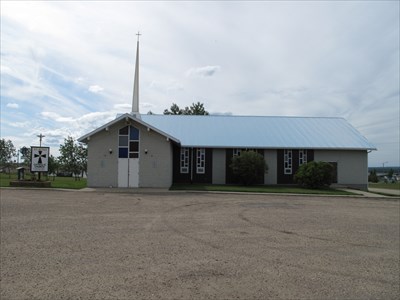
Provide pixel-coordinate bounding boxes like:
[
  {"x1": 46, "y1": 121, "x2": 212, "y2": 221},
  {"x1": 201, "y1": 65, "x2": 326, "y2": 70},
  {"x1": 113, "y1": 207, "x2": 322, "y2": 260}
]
[{"x1": 78, "y1": 37, "x2": 376, "y2": 191}]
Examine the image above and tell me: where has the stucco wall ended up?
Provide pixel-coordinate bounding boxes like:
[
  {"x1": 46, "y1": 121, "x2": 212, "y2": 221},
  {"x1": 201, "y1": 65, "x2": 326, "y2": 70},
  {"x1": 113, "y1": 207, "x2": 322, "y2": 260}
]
[
  {"x1": 212, "y1": 149, "x2": 226, "y2": 184},
  {"x1": 87, "y1": 118, "x2": 173, "y2": 188},
  {"x1": 87, "y1": 124, "x2": 119, "y2": 188},
  {"x1": 314, "y1": 150, "x2": 368, "y2": 189},
  {"x1": 264, "y1": 149, "x2": 277, "y2": 185},
  {"x1": 139, "y1": 126, "x2": 173, "y2": 188}
]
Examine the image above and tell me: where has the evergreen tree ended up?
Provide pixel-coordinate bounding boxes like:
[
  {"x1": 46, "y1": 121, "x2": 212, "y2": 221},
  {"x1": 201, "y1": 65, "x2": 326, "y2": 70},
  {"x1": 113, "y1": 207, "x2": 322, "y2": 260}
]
[
  {"x1": 164, "y1": 102, "x2": 209, "y2": 115},
  {"x1": 189, "y1": 102, "x2": 209, "y2": 115}
]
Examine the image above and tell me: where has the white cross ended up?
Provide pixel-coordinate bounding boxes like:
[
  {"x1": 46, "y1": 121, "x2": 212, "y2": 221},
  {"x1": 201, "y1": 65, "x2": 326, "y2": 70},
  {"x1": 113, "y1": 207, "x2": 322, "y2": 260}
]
[{"x1": 37, "y1": 133, "x2": 45, "y2": 147}]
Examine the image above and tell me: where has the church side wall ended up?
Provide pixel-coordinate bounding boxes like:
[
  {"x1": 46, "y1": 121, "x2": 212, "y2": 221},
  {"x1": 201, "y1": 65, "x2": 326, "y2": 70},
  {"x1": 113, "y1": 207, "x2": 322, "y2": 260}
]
[
  {"x1": 212, "y1": 149, "x2": 226, "y2": 184},
  {"x1": 264, "y1": 149, "x2": 277, "y2": 185},
  {"x1": 87, "y1": 125, "x2": 119, "y2": 188},
  {"x1": 139, "y1": 125, "x2": 173, "y2": 188},
  {"x1": 314, "y1": 150, "x2": 368, "y2": 190}
]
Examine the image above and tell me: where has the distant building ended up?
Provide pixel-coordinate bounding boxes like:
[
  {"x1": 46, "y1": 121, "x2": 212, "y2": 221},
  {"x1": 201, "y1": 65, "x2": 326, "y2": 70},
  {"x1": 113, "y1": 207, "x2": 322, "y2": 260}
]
[{"x1": 78, "y1": 38, "x2": 376, "y2": 190}]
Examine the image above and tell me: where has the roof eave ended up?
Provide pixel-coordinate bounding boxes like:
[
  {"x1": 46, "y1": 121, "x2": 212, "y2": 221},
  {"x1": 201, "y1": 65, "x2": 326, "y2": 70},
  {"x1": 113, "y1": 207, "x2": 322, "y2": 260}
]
[
  {"x1": 78, "y1": 114, "x2": 128, "y2": 143},
  {"x1": 78, "y1": 113, "x2": 180, "y2": 144},
  {"x1": 178, "y1": 144, "x2": 377, "y2": 151}
]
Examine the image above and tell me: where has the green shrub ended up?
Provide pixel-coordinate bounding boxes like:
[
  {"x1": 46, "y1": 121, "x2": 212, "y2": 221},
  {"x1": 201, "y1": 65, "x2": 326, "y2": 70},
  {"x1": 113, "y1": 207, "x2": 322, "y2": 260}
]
[
  {"x1": 230, "y1": 151, "x2": 268, "y2": 185},
  {"x1": 294, "y1": 161, "x2": 334, "y2": 189}
]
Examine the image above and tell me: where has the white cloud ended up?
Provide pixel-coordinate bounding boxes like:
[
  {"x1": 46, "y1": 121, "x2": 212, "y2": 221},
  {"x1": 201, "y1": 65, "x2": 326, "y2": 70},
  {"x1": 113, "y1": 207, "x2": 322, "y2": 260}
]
[
  {"x1": 41, "y1": 111, "x2": 75, "y2": 123},
  {"x1": 113, "y1": 103, "x2": 131, "y2": 110},
  {"x1": 74, "y1": 77, "x2": 85, "y2": 84},
  {"x1": 7, "y1": 121, "x2": 29, "y2": 128},
  {"x1": 88, "y1": 85, "x2": 104, "y2": 93},
  {"x1": 6, "y1": 103, "x2": 19, "y2": 109},
  {"x1": 149, "y1": 80, "x2": 184, "y2": 92},
  {"x1": 1, "y1": 64, "x2": 13, "y2": 74},
  {"x1": 0, "y1": 1, "x2": 398, "y2": 166},
  {"x1": 186, "y1": 66, "x2": 221, "y2": 78},
  {"x1": 141, "y1": 102, "x2": 156, "y2": 109}
]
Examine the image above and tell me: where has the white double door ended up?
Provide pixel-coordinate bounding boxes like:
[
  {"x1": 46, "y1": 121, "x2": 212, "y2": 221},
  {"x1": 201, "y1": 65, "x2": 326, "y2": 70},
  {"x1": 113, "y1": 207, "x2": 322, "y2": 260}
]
[{"x1": 118, "y1": 158, "x2": 139, "y2": 188}]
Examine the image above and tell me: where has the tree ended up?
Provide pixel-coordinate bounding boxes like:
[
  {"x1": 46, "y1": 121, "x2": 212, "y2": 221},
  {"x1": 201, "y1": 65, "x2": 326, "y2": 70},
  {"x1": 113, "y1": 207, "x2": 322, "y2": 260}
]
[
  {"x1": 0, "y1": 139, "x2": 16, "y2": 175},
  {"x1": 20, "y1": 146, "x2": 31, "y2": 166},
  {"x1": 368, "y1": 169, "x2": 379, "y2": 183},
  {"x1": 230, "y1": 151, "x2": 268, "y2": 185},
  {"x1": 163, "y1": 102, "x2": 209, "y2": 115},
  {"x1": 164, "y1": 103, "x2": 183, "y2": 115},
  {"x1": 58, "y1": 137, "x2": 87, "y2": 180},
  {"x1": 294, "y1": 161, "x2": 334, "y2": 189},
  {"x1": 189, "y1": 102, "x2": 209, "y2": 115},
  {"x1": 48, "y1": 155, "x2": 59, "y2": 181},
  {"x1": 75, "y1": 143, "x2": 88, "y2": 178}
]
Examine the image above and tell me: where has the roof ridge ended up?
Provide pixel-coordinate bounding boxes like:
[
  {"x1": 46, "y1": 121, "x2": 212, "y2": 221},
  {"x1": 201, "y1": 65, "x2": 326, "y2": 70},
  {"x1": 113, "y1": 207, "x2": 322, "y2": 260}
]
[{"x1": 141, "y1": 114, "x2": 345, "y2": 119}]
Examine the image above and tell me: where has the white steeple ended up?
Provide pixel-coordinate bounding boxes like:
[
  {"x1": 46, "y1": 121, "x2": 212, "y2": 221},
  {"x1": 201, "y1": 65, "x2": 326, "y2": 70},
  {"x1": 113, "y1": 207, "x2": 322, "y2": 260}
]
[{"x1": 132, "y1": 32, "x2": 141, "y2": 117}]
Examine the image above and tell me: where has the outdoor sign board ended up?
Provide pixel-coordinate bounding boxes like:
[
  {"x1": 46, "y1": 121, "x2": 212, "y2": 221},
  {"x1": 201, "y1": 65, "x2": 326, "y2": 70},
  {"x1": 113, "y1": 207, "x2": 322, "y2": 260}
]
[{"x1": 30, "y1": 147, "x2": 50, "y2": 172}]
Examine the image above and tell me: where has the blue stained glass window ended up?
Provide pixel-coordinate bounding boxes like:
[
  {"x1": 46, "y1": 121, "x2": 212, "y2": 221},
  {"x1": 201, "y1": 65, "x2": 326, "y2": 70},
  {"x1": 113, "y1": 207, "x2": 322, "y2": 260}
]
[
  {"x1": 119, "y1": 125, "x2": 139, "y2": 158},
  {"x1": 119, "y1": 148, "x2": 128, "y2": 158},
  {"x1": 130, "y1": 126, "x2": 139, "y2": 140}
]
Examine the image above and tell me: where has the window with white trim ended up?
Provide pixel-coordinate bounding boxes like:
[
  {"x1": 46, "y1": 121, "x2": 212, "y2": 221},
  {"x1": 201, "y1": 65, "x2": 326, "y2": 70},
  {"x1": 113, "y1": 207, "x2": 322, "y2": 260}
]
[
  {"x1": 196, "y1": 148, "x2": 205, "y2": 174},
  {"x1": 233, "y1": 149, "x2": 241, "y2": 157},
  {"x1": 180, "y1": 148, "x2": 189, "y2": 174},
  {"x1": 284, "y1": 149, "x2": 292, "y2": 174},
  {"x1": 299, "y1": 149, "x2": 307, "y2": 166}
]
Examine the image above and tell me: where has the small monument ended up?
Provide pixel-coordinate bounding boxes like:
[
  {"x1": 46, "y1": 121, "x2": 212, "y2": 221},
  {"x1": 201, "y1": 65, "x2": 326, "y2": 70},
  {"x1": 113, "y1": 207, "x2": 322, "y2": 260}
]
[{"x1": 10, "y1": 134, "x2": 51, "y2": 187}]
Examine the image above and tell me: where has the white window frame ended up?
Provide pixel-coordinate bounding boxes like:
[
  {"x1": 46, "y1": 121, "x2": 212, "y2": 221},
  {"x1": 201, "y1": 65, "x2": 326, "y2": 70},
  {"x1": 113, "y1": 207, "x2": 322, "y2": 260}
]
[
  {"x1": 196, "y1": 148, "x2": 205, "y2": 174},
  {"x1": 233, "y1": 149, "x2": 241, "y2": 157},
  {"x1": 180, "y1": 148, "x2": 189, "y2": 174},
  {"x1": 299, "y1": 149, "x2": 308, "y2": 166},
  {"x1": 118, "y1": 126, "x2": 140, "y2": 159},
  {"x1": 284, "y1": 149, "x2": 292, "y2": 174}
]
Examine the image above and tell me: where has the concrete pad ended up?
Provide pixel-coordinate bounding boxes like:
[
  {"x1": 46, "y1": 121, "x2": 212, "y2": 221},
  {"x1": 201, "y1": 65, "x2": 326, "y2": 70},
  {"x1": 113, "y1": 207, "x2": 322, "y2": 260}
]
[
  {"x1": 369, "y1": 188, "x2": 400, "y2": 197},
  {"x1": 340, "y1": 188, "x2": 389, "y2": 198}
]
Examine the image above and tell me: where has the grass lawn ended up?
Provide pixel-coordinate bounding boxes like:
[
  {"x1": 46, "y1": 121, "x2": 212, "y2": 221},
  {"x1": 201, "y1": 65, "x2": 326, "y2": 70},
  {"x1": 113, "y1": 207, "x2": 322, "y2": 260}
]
[
  {"x1": 170, "y1": 184, "x2": 356, "y2": 195},
  {"x1": 369, "y1": 182, "x2": 400, "y2": 190},
  {"x1": 0, "y1": 173, "x2": 87, "y2": 189}
]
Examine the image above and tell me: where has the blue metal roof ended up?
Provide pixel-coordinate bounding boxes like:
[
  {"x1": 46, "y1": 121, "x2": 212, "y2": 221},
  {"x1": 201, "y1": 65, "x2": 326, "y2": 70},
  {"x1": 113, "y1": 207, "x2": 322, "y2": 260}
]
[{"x1": 140, "y1": 114, "x2": 376, "y2": 150}]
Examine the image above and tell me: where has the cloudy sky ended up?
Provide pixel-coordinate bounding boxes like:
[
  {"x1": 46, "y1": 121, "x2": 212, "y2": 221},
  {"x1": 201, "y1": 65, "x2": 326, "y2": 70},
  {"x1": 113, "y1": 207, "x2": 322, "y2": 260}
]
[{"x1": 1, "y1": 1, "x2": 399, "y2": 167}]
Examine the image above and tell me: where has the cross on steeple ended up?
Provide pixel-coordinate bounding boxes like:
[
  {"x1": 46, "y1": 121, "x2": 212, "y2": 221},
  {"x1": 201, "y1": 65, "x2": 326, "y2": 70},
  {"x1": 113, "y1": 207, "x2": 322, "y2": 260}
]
[{"x1": 136, "y1": 31, "x2": 141, "y2": 42}]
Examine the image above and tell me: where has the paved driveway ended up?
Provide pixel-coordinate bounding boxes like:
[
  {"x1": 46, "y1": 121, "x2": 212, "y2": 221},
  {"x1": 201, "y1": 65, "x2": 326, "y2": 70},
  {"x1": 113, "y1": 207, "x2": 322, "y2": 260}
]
[{"x1": 1, "y1": 189, "x2": 399, "y2": 299}]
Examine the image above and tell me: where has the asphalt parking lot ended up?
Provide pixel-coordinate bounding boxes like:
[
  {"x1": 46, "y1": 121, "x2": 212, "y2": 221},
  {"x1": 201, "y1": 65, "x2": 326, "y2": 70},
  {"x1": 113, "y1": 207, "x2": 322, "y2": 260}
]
[{"x1": 1, "y1": 189, "x2": 399, "y2": 299}]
